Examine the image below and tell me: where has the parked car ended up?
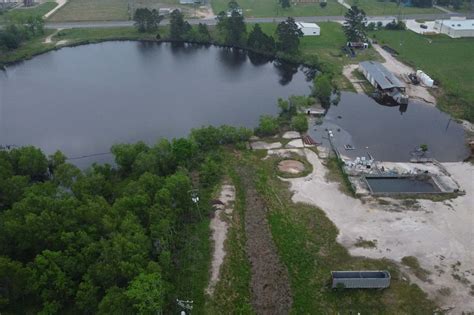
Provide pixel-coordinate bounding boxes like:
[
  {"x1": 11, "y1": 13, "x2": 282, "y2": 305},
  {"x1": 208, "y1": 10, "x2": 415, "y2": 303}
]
[{"x1": 420, "y1": 24, "x2": 428, "y2": 29}]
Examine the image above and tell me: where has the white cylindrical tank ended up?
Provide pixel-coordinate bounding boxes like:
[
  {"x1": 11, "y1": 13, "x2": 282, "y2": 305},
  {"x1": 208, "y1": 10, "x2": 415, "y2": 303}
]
[{"x1": 416, "y1": 70, "x2": 434, "y2": 87}]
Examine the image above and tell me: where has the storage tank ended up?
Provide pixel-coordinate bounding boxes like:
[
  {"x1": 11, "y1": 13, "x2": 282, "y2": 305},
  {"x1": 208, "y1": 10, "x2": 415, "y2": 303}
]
[{"x1": 416, "y1": 70, "x2": 434, "y2": 87}]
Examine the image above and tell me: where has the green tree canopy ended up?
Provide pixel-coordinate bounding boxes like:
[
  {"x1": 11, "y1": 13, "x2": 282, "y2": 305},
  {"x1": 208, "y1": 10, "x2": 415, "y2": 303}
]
[
  {"x1": 247, "y1": 23, "x2": 275, "y2": 53},
  {"x1": 343, "y1": 6, "x2": 367, "y2": 42},
  {"x1": 275, "y1": 17, "x2": 303, "y2": 54}
]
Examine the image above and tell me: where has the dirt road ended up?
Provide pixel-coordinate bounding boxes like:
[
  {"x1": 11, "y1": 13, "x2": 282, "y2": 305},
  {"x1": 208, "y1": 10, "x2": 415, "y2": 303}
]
[
  {"x1": 239, "y1": 165, "x2": 292, "y2": 315},
  {"x1": 373, "y1": 44, "x2": 436, "y2": 104}
]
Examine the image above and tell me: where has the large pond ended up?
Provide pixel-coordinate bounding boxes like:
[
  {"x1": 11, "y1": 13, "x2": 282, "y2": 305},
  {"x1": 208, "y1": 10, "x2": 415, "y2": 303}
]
[
  {"x1": 0, "y1": 42, "x2": 311, "y2": 166},
  {"x1": 0, "y1": 41, "x2": 469, "y2": 165}
]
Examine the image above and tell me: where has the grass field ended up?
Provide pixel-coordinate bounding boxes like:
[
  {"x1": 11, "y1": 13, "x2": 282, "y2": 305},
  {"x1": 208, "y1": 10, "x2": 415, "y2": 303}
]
[
  {"x1": 0, "y1": 2, "x2": 57, "y2": 23},
  {"x1": 212, "y1": 0, "x2": 346, "y2": 17},
  {"x1": 371, "y1": 30, "x2": 474, "y2": 122},
  {"x1": 235, "y1": 151, "x2": 436, "y2": 313},
  {"x1": 49, "y1": 0, "x2": 130, "y2": 22},
  {"x1": 255, "y1": 22, "x2": 381, "y2": 86},
  {"x1": 346, "y1": 0, "x2": 441, "y2": 15}
]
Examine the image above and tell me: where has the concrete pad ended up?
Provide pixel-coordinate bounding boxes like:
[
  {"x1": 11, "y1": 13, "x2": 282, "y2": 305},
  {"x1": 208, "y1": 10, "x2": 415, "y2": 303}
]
[
  {"x1": 286, "y1": 139, "x2": 304, "y2": 148},
  {"x1": 282, "y1": 131, "x2": 301, "y2": 139},
  {"x1": 405, "y1": 20, "x2": 438, "y2": 35},
  {"x1": 251, "y1": 141, "x2": 282, "y2": 150}
]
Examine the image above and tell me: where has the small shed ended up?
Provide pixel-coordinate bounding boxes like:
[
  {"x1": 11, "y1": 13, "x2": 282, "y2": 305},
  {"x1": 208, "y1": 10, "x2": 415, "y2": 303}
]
[
  {"x1": 296, "y1": 22, "x2": 320, "y2": 36},
  {"x1": 331, "y1": 271, "x2": 391, "y2": 289}
]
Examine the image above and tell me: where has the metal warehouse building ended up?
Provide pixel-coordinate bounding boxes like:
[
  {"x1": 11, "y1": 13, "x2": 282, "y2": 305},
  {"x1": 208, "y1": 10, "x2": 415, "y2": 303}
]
[
  {"x1": 434, "y1": 18, "x2": 474, "y2": 38},
  {"x1": 359, "y1": 61, "x2": 405, "y2": 91}
]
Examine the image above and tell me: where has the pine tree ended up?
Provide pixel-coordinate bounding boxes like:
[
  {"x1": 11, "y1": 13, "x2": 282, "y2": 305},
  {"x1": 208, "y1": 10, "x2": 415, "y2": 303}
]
[
  {"x1": 343, "y1": 6, "x2": 367, "y2": 42},
  {"x1": 275, "y1": 17, "x2": 303, "y2": 54}
]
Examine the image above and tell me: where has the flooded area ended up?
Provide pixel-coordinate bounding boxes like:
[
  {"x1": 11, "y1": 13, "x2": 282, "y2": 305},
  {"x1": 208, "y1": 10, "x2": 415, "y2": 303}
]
[
  {"x1": 309, "y1": 92, "x2": 469, "y2": 162},
  {"x1": 0, "y1": 43, "x2": 468, "y2": 165},
  {"x1": 365, "y1": 176, "x2": 441, "y2": 193},
  {"x1": 0, "y1": 42, "x2": 310, "y2": 166}
]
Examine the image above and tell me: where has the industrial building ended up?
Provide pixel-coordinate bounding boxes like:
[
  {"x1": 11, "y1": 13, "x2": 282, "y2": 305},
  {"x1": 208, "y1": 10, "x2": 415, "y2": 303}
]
[
  {"x1": 434, "y1": 18, "x2": 474, "y2": 38},
  {"x1": 296, "y1": 22, "x2": 320, "y2": 36},
  {"x1": 359, "y1": 61, "x2": 408, "y2": 104}
]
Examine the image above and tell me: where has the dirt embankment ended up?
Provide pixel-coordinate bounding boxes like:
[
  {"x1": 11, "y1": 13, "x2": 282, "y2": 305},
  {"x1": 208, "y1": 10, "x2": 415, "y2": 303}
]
[{"x1": 238, "y1": 165, "x2": 292, "y2": 315}]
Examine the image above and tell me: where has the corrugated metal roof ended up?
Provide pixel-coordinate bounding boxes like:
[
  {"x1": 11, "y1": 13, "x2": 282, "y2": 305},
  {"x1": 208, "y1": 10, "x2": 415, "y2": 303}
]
[{"x1": 359, "y1": 61, "x2": 405, "y2": 90}]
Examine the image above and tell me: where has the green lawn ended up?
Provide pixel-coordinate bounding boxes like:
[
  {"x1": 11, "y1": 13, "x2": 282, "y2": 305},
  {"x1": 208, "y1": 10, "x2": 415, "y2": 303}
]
[
  {"x1": 212, "y1": 0, "x2": 346, "y2": 17},
  {"x1": 48, "y1": 0, "x2": 130, "y2": 22},
  {"x1": 371, "y1": 30, "x2": 474, "y2": 122},
  {"x1": 0, "y1": 2, "x2": 57, "y2": 23},
  {"x1": 254, "y1": 22, "x2": 382, "y2": 86},
  {"x1": 347, "y1": 0, "x2": 441, "y2": 15}
]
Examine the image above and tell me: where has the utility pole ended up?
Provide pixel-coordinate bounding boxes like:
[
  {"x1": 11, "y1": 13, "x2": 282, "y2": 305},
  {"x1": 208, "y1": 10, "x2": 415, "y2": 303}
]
[{"x1": 188, "y1": 189, "x2": 202, "y2": 219}]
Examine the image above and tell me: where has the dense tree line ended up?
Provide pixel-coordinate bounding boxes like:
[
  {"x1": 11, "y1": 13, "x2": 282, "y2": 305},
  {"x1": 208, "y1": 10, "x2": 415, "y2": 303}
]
[
  {"x1": 0, "y1": 16, "x2": 44, "y2": 51},
  {"x1": 133, "y1": 8, "x2": 163, "y2": 33},
  {"x1": 0, "y1": 126, "x2": 251, "y2": 314}
]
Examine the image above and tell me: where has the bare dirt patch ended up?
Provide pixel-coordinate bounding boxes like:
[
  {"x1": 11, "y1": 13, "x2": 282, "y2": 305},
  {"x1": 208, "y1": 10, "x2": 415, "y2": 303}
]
[
  {"x1": 238, "y1": 165, "x2": 292, "y2": 315},
  {"x1": 283, "y1": 149, "x2": 474, "y2": 312},
  {"x1": 206, "y1": 183, "x2": 235, "y2": 296},
  {"x1": 278, "y1": 160, "x2": 305, "y2": 175}
]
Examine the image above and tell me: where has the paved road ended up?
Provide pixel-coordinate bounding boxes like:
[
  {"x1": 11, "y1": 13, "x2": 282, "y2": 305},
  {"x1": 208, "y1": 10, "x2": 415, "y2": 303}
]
[{"x1": 45, "y1": 13, "x2": 471, "y2": 29}]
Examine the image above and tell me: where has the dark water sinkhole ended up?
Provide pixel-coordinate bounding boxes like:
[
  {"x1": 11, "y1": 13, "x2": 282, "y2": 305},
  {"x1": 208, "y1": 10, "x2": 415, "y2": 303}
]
[{"x1": 0, "y1": 41, "x2": 469, "y2": 166}]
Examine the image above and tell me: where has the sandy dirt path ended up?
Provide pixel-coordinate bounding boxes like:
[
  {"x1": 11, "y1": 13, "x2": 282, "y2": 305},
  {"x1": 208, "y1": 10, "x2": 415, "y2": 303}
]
[
  {"x1": 43, "y1": 0, "x2": 67, "y2": 19},
  {"x1": 206, "y1": 183, "x2": 235, "y2": 296},
  {"x1": 373, "y1": 44, "x2": 437, "y2": 104},
  {"x1": 239, "y1": 165, "x2": 292, "y2": 315},
  {"x1": 284, "y1": 149, "x2": 474, "y2": 313}
]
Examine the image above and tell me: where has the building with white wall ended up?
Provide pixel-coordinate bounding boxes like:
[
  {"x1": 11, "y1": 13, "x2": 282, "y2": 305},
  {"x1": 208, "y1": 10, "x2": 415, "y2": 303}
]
[
  {"x1": 434, "y1": 18, "x2": 474, "y2": 38},
  {"x1": 296, "y1": 22, "x2": 320, "y2": 36}
]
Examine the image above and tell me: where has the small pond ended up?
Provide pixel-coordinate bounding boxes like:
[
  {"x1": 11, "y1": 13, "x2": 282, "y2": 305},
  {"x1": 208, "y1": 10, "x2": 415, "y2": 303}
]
[{"x1": 365, "y1": 176, "x2": 441, "y2": 194}]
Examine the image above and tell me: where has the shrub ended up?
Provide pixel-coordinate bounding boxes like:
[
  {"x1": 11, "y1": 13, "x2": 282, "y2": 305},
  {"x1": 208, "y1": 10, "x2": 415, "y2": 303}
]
[
  {"x1": 255, "y1": 115, "x2": 279, "y2": 137},
  {"x1": 291, "y1": 114, "x2": 309, "y2": 133}
]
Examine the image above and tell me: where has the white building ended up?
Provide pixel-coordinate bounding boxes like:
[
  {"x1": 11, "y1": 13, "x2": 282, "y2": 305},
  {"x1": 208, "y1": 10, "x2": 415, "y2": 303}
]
[
  {"x1": 433, "y1": 17, "x2": 474, "y2": 38},
  {"x1": 296, "y1": 22, "x2": 320, "y2": 36}
]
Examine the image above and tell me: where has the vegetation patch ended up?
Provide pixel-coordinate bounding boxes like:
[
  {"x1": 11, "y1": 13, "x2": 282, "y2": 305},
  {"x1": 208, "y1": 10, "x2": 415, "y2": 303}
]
[
  {"x1": 211, "y1": 0, "x2": 345, "y2": 18},
  {"x1": 346, "y1": 0, "x2": 441, "y2": 14},
  {"x1": 241, "y1": 151, "x2": 436, "y2": 313},
  {"x1": 48, "y1": 0, "x2": 130, "y2": 22},
  {"x1": 324, "y1": 156, "x2": 355, "y2": 196},
  {"x1": 354, "y1": 237, "x2": 377, "y2": 248},
  {"x1": 401, "y1": 256, "x2": 432, "y2": 282},
  {"x1": 205, "y1": 163, "x2": 253, "y2": 313},
  {"x1": 0, "y1": 2, "x2": 57, "y2": 23}
]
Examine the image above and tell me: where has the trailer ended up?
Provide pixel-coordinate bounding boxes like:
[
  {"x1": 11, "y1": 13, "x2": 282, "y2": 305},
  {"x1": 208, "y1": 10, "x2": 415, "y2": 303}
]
[{"x1": 331, "y1": 271, "x2": 391, "y2": 289}]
